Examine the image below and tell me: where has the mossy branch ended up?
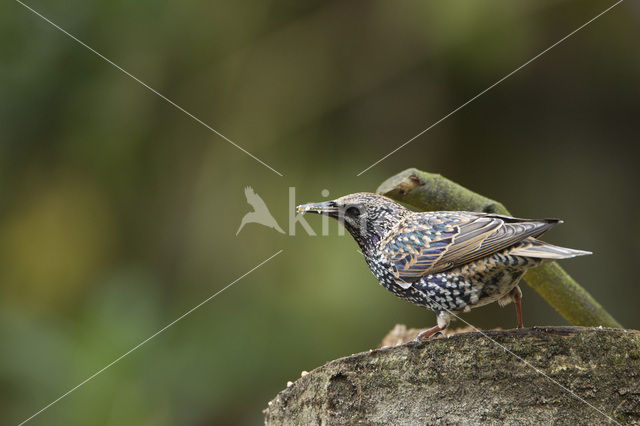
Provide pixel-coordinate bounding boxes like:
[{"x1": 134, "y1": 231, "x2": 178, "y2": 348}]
[
  {"x1": 376, "y1": 168, "x2": 621, "y2": 328},
  {"x1": 265, "y1": 327, "x2": 639, "y2": 424}
]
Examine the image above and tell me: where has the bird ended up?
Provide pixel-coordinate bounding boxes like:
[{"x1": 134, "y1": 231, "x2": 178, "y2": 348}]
[
  {"x1": 236, "y1": 186, "x2": 285, "y2": 235},
  {"x1": 297, "y1": 192, "x2": 591, "y2": 339}
]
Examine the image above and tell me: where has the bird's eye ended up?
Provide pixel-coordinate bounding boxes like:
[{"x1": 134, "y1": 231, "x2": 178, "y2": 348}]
[{"x1": 346, "y1": 206, "x2": 361, "y2": 217}]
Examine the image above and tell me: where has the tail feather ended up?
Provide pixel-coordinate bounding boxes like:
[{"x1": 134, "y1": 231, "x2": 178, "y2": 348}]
[{"x1": 510, "y1": 239, "x2": 592, "y2": 259}]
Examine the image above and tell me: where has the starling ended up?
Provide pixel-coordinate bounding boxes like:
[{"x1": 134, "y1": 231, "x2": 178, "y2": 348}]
[{"x1": 297, "y1": 193, "x2": 591, "y2": 339}]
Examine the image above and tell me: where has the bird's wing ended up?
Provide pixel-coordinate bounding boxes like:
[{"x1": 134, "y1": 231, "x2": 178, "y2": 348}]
[{"x1": 380, "y1": 212, "x2": 560, "y2": 284}]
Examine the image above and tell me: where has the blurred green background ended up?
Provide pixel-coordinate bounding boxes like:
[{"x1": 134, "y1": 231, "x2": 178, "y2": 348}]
[{"x1": 2, "y1": 0, "x2": 638, "y2": 424}]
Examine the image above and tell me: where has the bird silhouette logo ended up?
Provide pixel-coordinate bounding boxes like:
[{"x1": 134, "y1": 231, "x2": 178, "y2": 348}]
[{"x1": 236, "y1": 186, "x2": 285, "y2": 235}]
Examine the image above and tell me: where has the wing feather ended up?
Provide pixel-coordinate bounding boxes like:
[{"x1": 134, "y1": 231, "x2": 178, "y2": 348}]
[{"x1": 380, "y1": 211, "x2": 560, "y2": 285}]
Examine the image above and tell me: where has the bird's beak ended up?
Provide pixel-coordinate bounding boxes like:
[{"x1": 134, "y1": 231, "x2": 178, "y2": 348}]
[{"x1": 296, "y1": 201, "x2": 339, "y2": 215}]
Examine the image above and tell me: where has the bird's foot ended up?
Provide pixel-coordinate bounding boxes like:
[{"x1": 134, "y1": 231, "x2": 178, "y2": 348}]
[{"x1": 416, "y1": 325, "x2": 444, "y2": 340}]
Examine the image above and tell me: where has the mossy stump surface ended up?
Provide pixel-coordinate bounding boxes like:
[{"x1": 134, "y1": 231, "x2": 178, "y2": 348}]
[{"x1": 264, "y1": 326, "x2": 640, "y2": 425}]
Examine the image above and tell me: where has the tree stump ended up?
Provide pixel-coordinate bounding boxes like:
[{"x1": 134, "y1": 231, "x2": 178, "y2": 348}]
[{"x1": 264, "y1": 326, "x2": 640, "y2": 425}]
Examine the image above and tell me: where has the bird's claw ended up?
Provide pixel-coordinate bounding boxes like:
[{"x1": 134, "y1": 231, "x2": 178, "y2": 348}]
[{"x1": 416, "y1": 326, "x2": 445, "y2": 340}]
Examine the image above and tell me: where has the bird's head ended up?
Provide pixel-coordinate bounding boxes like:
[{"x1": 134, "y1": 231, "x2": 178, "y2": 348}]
[{"x1": 297, "y1": 192, "x2": 409, "y2": 251}]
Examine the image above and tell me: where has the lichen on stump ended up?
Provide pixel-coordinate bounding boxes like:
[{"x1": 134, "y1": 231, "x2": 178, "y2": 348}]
[{"x1": 264, "y1": 327, "x2": 640, "y2": 425}]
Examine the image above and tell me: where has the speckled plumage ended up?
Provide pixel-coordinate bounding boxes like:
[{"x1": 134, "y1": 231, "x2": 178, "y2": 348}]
[{"x1": 298, "y1": 192, "x2": 591, "y2": 337}]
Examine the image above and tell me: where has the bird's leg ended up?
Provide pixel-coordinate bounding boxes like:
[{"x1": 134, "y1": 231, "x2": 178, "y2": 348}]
[
  {"x1": 499, "y1": 285, "x2": 524, "y2": 329},
  {"x1": 417, "y1": 312, "x2": 451, "y2": 339},
  {"x1": 512, "y1": 287, "x2": 523, "y2": 328},
  {"x1": 417, "y1": 325, "x2": 444, "y2": 340}
]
